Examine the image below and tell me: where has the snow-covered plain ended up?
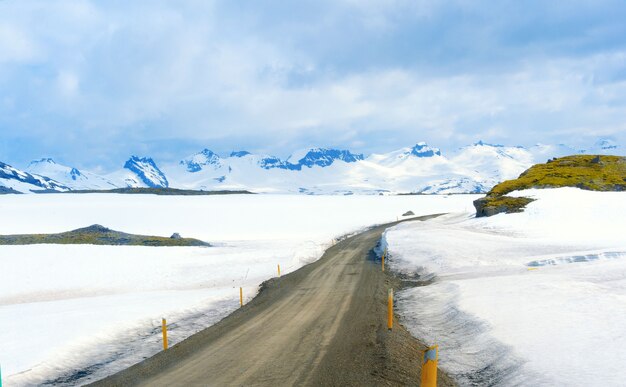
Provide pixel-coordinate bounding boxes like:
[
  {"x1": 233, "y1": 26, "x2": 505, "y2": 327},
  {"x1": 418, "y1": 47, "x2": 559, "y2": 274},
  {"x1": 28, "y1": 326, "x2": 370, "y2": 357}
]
[
  {"x1": 0, "y1": 193, "x2": 478, "y2": 386},
  {"x1": 382, "y1": 188, "x2": 626, "y2": 386}
]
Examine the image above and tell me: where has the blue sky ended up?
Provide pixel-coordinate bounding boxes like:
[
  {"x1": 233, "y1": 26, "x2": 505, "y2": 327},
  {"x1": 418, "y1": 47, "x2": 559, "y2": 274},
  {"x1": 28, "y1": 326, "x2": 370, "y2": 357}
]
[{"x1": 1, "y1": 0, "x2": 626, "y2": 170}]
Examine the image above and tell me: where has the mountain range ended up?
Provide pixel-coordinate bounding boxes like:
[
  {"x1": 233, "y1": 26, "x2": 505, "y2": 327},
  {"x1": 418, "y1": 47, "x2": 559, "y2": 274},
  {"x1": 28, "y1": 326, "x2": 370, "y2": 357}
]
[{"x1": 1, "y1": 139, "x2": 623, "y2": 195}]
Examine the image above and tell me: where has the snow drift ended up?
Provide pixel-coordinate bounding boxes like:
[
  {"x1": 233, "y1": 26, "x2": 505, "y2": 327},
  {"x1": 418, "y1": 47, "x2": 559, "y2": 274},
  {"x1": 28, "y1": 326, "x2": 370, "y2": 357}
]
[{"x1": 382, "y1": 188, "x2": 626, "y2": 386}]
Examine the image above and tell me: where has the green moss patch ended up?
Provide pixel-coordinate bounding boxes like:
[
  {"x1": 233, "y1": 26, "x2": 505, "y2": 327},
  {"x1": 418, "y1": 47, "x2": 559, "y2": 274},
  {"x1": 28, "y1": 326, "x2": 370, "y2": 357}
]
[
  {"x1": 475, "y1": 155, "x2": 626, "y2": 217},
  {"x1": 490, "y1": 155, "x2": 626, "y2": 196}
]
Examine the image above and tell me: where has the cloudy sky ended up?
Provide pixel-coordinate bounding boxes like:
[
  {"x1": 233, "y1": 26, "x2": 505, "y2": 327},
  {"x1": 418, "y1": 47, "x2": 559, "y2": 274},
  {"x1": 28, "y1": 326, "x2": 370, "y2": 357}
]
[{"x1": 1, "y1": 0, "x2": 626, "y2": 169}]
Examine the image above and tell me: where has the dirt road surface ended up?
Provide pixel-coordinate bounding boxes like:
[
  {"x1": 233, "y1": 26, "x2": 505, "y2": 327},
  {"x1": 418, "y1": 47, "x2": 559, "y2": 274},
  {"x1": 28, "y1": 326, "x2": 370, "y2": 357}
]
[{"x1": 90, "y1": 216, "x2": 456, "y2": 386}]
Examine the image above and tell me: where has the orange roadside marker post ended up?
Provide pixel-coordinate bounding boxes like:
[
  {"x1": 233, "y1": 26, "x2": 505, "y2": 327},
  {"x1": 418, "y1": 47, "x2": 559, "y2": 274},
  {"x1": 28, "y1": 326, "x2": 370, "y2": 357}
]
[
  {"x1": 161, "y1": 318, "x2": 168, "y2": 351},
  {"x1": 387, "y1": 288, "x2": 393, "y2": 330},
  {"x1": 421, "y1": 345, "x2": 438, "y2": 387},
  {"x1": 382, "y1": 248, "x2": 387, "y2": 272}
]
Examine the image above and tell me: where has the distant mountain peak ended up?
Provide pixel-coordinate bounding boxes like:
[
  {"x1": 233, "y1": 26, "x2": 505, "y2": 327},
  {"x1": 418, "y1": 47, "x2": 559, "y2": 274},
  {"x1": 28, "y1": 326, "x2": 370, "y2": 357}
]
[
  {"x1": 28, "y1": 157, "x2": 57, "y2": 167},
  {"x1": 474, "y1": 140, "x2": 504, "y2": 147},
  {"x1": 295, "y1": 148, "x2": 364, "y2": 168},
  {"x1": 258, "y1": 148, "x2": 364, "y2": 171},
  {"x1": 258, "y1": 155, "x2": 297, "y2": 170},
  {"x1": 230, "y1": 151, "x2": 251, "y2": 158},
  {"x1": 180, "y1": 149, "x2": 221, "y2": 172},
  {"x1": 200, "y1": 148, "x2": 218, "y2": 157},
  {"x1": 594, "y1": 138, "x2": 618, "y2": 150},
  {"x1": 124, "y1": 156, "x2": 168, "y2": 188},
  {"x1": 408, "y1": 142, "x2": 442, "y2": 157}
]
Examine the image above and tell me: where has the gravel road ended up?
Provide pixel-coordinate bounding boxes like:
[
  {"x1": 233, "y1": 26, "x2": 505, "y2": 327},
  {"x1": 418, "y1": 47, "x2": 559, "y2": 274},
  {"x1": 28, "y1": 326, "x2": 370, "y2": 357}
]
[{"x1": 90, "y1": 216, "x2": 456, "y2": 386}]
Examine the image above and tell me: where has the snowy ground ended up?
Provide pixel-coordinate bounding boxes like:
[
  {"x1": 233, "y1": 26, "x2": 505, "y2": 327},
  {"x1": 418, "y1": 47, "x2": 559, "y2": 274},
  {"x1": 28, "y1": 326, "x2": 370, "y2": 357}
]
[
  {"x1": 382, "y1": 188, "x2": 626, "y2": 387},
  {"x1": 0, "y1": 193, "x2": 477, "y2": 386}
]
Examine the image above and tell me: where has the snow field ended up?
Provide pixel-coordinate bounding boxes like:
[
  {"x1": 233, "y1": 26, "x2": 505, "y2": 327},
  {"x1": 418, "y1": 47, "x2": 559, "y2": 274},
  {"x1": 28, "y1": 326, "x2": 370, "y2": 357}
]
[
  {"x1": 383, "y1": 188, "x2": 626, "y2": 386},
  {"x1": 0, "y1": 193, "x2": 478, "y2": 385}
]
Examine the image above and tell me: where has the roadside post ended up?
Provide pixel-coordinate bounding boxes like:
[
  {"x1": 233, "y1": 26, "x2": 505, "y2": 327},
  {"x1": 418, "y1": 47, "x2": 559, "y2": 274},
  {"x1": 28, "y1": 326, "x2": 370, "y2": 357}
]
[
  {"x1": 382, "y1": 248, "x2": 386, "y2": 272},
  {"x1": 387, "y1": 288, "x2": 393, "y2": 330},
  {"x1": 240, "y1": 287, "x2": 243, "y2": 307},
  {"x1": 162, "y1": 318, "x2": 168, "y2": 351},
  {"x1": 420, "y1": 345, "x2": 438, "y2": 387},
  {"x1": 277, "y1": 264, "x2": 281, "y2": 277}
]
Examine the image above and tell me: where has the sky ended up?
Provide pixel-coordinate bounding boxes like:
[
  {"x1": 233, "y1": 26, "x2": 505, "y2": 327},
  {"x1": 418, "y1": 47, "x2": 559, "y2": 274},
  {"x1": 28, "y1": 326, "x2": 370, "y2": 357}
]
[{"x1": 1, "y1": 0, "x2": 626, "y2": 170}]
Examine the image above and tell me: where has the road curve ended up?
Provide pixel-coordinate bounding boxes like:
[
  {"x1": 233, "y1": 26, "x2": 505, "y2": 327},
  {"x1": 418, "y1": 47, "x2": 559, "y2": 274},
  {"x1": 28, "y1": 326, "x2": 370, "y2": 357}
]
[{"x1": 90, "y1": 216, "x2": 456, "y2": 387}]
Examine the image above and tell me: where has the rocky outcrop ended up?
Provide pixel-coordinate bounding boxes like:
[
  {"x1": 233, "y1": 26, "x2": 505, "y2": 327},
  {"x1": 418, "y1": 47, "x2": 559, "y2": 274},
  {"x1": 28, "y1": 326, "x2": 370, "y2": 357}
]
[{"x1": 473, "y1": 196, "x2": 535, "y2": 217}]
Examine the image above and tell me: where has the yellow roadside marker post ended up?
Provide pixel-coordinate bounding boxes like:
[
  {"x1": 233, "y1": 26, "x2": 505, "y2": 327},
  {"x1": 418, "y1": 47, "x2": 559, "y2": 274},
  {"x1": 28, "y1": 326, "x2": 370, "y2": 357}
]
[
  {"x1": 387, "y1": 288, "x2": 393, "y2": 330},
  {"x1": 420, "y1": 345, "x2": 438, "y2": 387},
  {"x1": 161, "y1": 318, "x2": 168, "y2": 351},
  {"x1": 240, "y1": 287, "x2": 243, "y2": 307},
  {"x1": 278, "y1": 264, "x2": 281, "y2": 277}
]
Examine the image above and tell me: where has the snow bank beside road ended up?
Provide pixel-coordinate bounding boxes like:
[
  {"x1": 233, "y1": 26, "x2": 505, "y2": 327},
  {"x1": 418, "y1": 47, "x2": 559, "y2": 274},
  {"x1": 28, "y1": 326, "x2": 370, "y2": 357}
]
[{"x1": 383, "y1": 188, "x2": 626, "y2": 386}]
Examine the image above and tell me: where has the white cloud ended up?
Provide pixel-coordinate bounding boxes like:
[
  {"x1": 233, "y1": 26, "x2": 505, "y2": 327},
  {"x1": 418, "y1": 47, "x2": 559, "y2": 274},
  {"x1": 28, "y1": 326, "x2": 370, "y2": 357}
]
[{"x1": 0, "y1": 0, "x2": 626, "y2": 167}]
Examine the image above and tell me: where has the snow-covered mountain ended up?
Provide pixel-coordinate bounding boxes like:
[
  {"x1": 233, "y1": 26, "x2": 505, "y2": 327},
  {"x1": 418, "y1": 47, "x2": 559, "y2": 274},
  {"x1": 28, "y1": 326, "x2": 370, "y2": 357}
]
[
  {"x1": 23, "y1": 157, "x2": 169, "y2": 190},
  {"x1": 408, "y1": 142, "x2": 442, "y2": 157},
  {"x1": 0, "y1": 161, "x2": 69, "y2": 193},
  {"x1": 2, "y1": 138, "x2": 623, "y2": 195},
  {"x1": 161, "y1": 142, "x2": 536, "y2": 194},
  {"x1": 449, "y1": 141, "x2": 534, "y2": 188},
  {"x1": 286, "y1": 148, "x2": 364, "y2": 169},
  {"x1": 180, "y1": 149, "x2": 221, "y2": 172},
  {"x1": 26, "y1": 158, "x2": 118, "y2": 190},
  {"x1": 588, "y1": 138, "x2": 620, "y2": 154},
  {"x1": 177, "y1": 147, "x2": 364, "y2": 174},
  {"x1": 528, "y1": 143, "x2": 584, "y2": 161},
  {"x1": 120, "y1": 156, "x2": 169, "y2": 188}
]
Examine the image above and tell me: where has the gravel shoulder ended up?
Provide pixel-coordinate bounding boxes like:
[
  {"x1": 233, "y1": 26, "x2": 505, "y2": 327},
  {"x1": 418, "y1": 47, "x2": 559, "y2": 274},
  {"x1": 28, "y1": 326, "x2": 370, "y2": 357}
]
[{"x1": 90, "y1": 215, "x2": 456, "y2": 386}]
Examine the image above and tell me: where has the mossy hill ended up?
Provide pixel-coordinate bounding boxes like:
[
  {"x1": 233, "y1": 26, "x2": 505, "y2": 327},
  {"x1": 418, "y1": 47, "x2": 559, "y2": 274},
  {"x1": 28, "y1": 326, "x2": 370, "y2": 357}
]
[
  {"x1": 474, "y1": 155, "x2": 626, "y2": 217},
  {"x1": 0, "y1": 224, "x2": 211, "y2": 247}
]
